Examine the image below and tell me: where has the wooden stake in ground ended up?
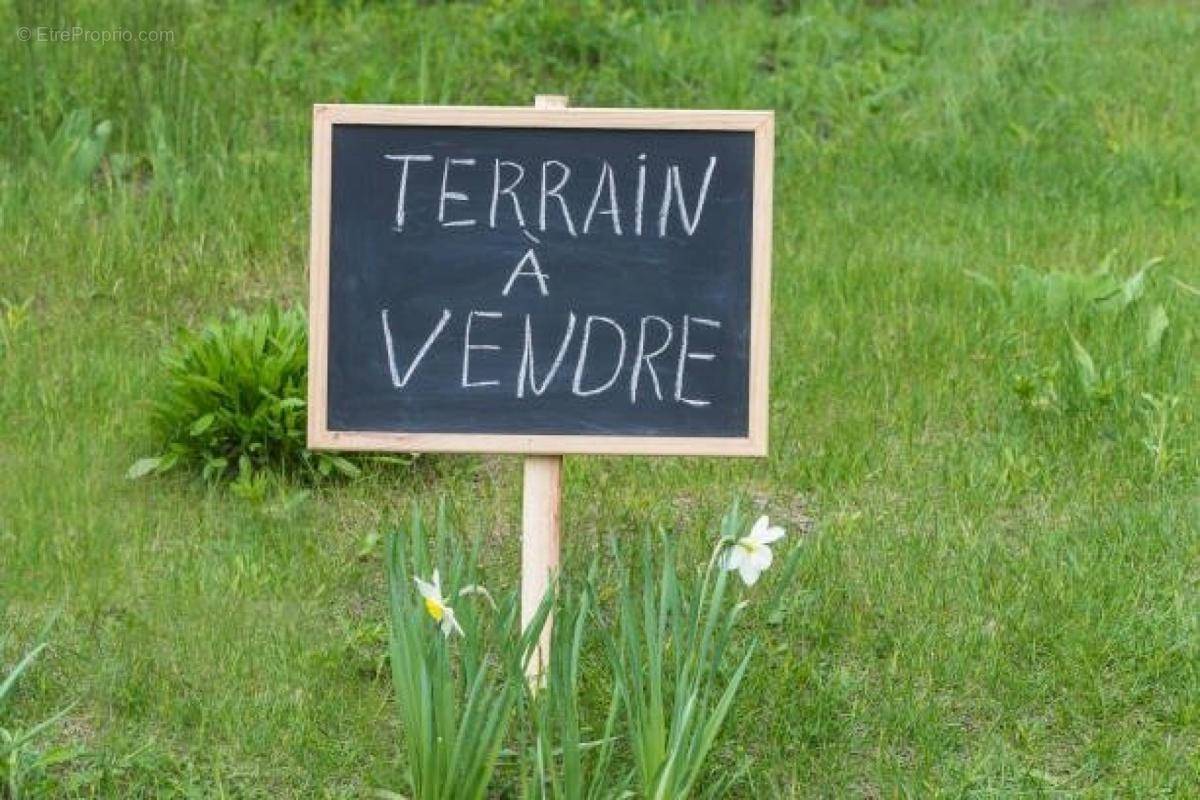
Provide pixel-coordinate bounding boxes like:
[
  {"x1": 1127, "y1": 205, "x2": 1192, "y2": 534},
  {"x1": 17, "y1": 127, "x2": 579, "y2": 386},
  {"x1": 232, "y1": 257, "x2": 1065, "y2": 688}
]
[{"x1": 520, "y1": 94, "x2": 569, "y2": 682}]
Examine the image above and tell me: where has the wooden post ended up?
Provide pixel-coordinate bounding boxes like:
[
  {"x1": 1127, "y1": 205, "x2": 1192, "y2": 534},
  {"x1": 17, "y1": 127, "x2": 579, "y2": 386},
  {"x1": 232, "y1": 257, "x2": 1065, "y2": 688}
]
[
  {"x1": 521, "y1": 454, "x2": 562, "y2": 680},
  {"x1": 521, "y1": 94, "x2": 568, "y2": 683}
]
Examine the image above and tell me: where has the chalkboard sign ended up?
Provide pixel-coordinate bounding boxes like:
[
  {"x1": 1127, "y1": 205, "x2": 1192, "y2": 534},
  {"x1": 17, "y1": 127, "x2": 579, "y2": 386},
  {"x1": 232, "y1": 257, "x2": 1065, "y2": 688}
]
[{"x1": 307, "y1": 105, "x2": 773, "y2": 456}]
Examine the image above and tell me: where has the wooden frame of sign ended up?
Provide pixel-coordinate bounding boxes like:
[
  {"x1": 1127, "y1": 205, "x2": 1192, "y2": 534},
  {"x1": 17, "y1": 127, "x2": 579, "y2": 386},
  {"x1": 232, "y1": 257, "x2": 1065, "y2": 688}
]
[{"x1": 306, "y1": 102, "x2": 774, "y2": 457}]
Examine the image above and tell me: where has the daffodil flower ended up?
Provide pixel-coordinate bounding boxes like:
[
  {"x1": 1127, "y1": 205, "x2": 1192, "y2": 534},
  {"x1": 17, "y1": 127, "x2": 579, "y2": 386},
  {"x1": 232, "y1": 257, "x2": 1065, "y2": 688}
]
[
  {"x1": 721, "y1": 515, "x2": 785, "y2": 586},
  {"x1": 414, "y1": 570, "x2": 464, "y2": 638}
]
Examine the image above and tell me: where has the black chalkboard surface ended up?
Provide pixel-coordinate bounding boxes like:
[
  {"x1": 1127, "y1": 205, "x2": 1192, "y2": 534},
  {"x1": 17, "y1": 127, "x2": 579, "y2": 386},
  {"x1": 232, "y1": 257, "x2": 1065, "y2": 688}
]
[{"x1": 308, "y1": 106, "x2": 773, "y2": 456}]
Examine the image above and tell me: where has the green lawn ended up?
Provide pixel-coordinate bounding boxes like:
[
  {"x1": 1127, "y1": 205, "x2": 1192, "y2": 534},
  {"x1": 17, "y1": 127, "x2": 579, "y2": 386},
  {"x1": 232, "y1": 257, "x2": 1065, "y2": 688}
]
[{"x1": 2, "y1": 1, "x2": 1197, "y2": 796}]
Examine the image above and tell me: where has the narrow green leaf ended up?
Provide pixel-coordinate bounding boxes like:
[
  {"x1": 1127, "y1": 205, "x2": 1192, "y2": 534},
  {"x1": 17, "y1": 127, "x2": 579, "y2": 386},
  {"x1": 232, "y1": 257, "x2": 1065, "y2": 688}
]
[
  {"x1": 0, "y1": 642, "x2": 46, "y2": 704},
  {"x1": 125, "y1": 456, "x2": 162, "y2": 480},
  {"x1": 1068, "y1": 331, "x2": 1097, "y2": 395},
  {"x1": 327, "y1": 455, "x2": 362, "y2": 478},
  {"x1": 1146, "y1": 305, "x2": 1169, "y2": 354}
]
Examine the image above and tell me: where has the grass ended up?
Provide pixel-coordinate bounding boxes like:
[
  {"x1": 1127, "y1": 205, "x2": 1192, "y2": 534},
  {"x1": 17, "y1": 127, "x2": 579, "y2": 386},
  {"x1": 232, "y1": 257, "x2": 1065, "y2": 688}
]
[{"x1": 1, "y1": 0, "x2": 1197, "y2": 796}]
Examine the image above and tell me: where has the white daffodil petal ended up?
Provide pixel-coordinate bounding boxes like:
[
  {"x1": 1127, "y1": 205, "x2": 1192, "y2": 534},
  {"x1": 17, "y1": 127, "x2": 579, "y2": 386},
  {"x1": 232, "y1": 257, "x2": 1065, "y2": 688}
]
[
  {"x1": 441, "y1": 607, "x2": 464, "y2": 638},
  {"x1": 755, "y1": 525, "x2": 786, "y2": 545},
  {"x1": 749, "y1": 544, "x2": 773, "y2": 572},
  {"x1": 738, "y1": 559, "x2": 762, "y2": 586},
  {"x1": 749, "y1": 515, "x2": 770, "y2": 540},
  {"x1": 414, "y1": 576, "x2": 438, "y2": 601},
  {"x1": 722, "y1": 545, "x2": 746, "y2": 572}
]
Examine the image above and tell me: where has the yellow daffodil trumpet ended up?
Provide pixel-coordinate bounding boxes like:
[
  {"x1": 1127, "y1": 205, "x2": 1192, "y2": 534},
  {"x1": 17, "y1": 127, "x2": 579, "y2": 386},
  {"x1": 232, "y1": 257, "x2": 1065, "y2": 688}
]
[{"x1": 413, "y1": 569, "x2": 465, "y2": 638}]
